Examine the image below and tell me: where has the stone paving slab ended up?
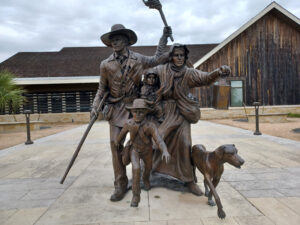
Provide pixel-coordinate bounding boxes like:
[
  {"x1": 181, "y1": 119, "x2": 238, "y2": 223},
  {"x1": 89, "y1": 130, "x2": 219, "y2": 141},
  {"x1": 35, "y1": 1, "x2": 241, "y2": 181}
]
[
  {"x1": 2, "y1": 208, "x2": 47, "y2": 225},
  {"x1": 0, "y1": 209, "x2": 17, "y2": 225},
  {"x1": 35, "y1": 188, "x2": 150, "y2": 225},
  {"x1": 233, "y1": 216, "x2": 275, "y2": 225},
  {"x1": 0, "y1": 120, "x2": 300, "y2": 225},
  {"x1": 248, "y1": 198, "x2": 300, "y2": 225}
]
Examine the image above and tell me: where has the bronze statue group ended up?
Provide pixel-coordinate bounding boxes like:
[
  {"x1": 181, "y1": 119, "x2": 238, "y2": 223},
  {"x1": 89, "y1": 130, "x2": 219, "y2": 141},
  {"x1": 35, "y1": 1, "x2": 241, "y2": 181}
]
[{"x1": 90, "y1": 23, "x2": 234, "y2": 217}]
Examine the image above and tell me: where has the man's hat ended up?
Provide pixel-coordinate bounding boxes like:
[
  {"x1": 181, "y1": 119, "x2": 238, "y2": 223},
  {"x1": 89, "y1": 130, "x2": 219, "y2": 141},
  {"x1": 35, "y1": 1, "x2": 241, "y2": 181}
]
[
  {"x1": 126, "y1": 99, "x2": 152, "y2": 111},
  {"x1": 100, "y1": 24, "x2": 137, "y2": 47}
]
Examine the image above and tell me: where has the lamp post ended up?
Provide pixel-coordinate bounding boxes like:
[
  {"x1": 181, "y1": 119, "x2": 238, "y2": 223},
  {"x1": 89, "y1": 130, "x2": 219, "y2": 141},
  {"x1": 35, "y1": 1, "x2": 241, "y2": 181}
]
[
  {"x1": 24, "y1": 110, "x2": 34, "y2": 145},
  {"x1": 253, "y1": 102, "x2": 262, "y2": 135}
]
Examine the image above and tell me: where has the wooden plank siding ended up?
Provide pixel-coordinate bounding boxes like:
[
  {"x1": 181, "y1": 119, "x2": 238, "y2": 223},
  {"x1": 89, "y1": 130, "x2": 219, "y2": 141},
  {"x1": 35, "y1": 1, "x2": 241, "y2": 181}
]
[{"x1": 196, "y1": 10, "x2": 300, "y2": 107}]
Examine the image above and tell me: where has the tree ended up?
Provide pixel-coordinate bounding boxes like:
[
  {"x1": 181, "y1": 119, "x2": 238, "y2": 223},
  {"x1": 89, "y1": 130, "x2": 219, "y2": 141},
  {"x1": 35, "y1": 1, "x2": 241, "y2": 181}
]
[{"x1": 0, "y1": 70, "x2": 25, "y2": 114}]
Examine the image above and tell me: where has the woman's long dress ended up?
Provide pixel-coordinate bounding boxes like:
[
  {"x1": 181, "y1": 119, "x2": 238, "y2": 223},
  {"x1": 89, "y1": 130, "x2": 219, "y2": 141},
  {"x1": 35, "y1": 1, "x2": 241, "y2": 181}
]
[{"x1": 152, "y1": 63, "x2": 219, "y2": 182}]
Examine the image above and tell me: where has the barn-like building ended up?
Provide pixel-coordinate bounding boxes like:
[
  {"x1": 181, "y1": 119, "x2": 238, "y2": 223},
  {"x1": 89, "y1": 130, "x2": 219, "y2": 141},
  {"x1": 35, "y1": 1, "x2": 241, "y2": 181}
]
[{"x1": 194, "y1": 2, "x2": 300, "y2": 107}]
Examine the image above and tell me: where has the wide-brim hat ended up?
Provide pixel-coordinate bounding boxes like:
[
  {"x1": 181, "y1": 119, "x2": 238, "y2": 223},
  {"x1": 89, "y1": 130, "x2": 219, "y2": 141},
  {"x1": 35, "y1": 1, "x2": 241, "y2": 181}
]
[
  {"x1": 101, "y1": 24, "x2": 137, "y2": 47},
  {"x1": 126, "y1": 99, "x2": 152, "y2": 111}
]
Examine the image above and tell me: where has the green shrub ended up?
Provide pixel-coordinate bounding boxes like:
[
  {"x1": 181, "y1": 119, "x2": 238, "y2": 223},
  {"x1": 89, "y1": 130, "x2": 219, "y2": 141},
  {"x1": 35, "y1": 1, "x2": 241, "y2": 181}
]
[
  {"x1": 287, "y1": 113, "x2": 300, "y2": 118},
  {"x1": 0, "y1": 70, "x2": 26, "y2": 113}
]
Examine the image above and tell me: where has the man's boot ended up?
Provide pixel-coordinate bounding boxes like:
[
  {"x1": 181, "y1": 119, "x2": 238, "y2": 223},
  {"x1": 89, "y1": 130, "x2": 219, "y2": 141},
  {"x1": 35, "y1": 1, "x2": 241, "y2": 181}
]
[
  {"x1": 130, "y1": 194, "x2": 140, "y2": 207},
  {"x1": 110, "y1": 188, "x2": 126, "y2": 202},
  {"x1": 143, "y1": 179, "x2": 151, "y2": 191},
  {"x1": 187, "y1": 181, "x2": 203, "y2": 196}
]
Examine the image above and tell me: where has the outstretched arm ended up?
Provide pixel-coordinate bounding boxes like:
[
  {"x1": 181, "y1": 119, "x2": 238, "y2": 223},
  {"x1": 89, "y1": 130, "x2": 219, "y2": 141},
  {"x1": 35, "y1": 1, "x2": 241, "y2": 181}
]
[
  {"x1": 188, "y1": 65, "x2": 231, "y2": 88},
  {"x1": 147, "y1": 123, "x2": 170, "y2": 163}
]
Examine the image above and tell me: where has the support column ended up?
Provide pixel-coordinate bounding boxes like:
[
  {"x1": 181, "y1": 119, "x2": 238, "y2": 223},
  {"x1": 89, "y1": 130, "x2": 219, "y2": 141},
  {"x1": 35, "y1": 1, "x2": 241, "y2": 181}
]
[
  {"x1": 47, "y1": 93, "x2": 52, "y2": 113},
  {"x1": 89, "y1": 91, "x2": 93, "y2": 110},
  {"x1": 76, "y1": 92, "x2": 80, "y2": 112},
  {"x1": 62, "y1": 93, "x2": 66, "y2": 113},
  {"x1": 33, "y1": 94, "x2": 38, "y2": 114}
]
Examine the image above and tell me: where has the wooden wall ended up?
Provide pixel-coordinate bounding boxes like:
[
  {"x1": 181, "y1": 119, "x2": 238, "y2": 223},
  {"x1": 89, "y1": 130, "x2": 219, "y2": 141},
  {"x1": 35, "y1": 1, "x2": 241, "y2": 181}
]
[{"x1": 196, "y1": 10, "x2": 300, "y2": 107}]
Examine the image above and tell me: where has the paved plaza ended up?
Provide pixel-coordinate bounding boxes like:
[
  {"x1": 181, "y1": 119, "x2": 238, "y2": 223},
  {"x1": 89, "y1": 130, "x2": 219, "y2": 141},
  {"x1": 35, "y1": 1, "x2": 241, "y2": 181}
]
[{"x1": 0, "y1": 120, "x2": 300, "y2": 225}]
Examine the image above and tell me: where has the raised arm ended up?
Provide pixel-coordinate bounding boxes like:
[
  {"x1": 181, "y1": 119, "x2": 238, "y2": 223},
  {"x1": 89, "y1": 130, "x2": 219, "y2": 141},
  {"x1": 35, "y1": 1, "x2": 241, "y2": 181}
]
[
  {"x1": 155, "y1": 26, "x2": 172, "y2": 58},
  {"x1": 140, "y1": 26, "x2": 172, "y2": 69}
]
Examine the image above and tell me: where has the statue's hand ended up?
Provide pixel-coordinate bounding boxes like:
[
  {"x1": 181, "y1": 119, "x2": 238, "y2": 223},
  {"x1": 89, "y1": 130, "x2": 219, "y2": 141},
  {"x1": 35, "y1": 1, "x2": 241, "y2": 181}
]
[
  {"x1": 161, "y1": 151, "x2": 170, "y2": 163},
  {"x1": 90, "y1": 107, "x2": 98, "y2": 120},
  {"x1": 219, "y1": 65, "x2": 231, "y2": 77},
  {"x1": 163, "y1": 26, "x2": 172, "y2": 38},
  {"x1": 143, "y1": 0, "x2": 162, "y2": 10}
]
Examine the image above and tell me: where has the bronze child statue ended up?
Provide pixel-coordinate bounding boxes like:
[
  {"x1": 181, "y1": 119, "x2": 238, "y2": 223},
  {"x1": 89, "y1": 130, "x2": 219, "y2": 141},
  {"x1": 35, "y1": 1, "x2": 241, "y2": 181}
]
[
  {"x1": 116, "y1": 98, "x2": 170, "y2": 207},
  {"x1": 141, "y1": 68, "x2": 164, "y2": 122},
  {"x1": 191, "y1": 144, "x2": 245, "y2": 219}
]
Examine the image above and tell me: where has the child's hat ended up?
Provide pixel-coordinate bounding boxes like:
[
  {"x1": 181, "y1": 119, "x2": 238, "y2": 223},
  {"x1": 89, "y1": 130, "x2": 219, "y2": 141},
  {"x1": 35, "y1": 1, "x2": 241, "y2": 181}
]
[
  {"x1": 144, "y1": 68, "x2": 158, "y2": 76},
  {"x1": 126, "y1": 98, "x2": 152, "y2": 111}
]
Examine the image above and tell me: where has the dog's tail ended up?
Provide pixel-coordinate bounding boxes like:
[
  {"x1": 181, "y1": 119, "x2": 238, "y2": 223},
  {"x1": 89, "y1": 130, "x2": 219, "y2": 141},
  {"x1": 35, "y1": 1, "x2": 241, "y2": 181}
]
[{"x1": 191, "y1": 144, "x2": 206, "y2": 163}]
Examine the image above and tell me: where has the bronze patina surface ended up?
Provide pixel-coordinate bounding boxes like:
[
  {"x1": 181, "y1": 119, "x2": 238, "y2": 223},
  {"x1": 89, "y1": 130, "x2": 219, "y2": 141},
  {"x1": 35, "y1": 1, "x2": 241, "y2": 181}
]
[
  {"x1": 62, "y1": 2, "x2": 243, "y2": 219},
  {"x1": 116, "y1": 98, "x2": 170, "y2": 207},
  {"x1": 90, "y1": 41, "x2": 231, "y2": 200},
  {"x1": 90, "y1": 24, "x2": 172, "y2": 202},
  {"x1": 192, "y1": 144, "x2": 245, "y2": 218}
]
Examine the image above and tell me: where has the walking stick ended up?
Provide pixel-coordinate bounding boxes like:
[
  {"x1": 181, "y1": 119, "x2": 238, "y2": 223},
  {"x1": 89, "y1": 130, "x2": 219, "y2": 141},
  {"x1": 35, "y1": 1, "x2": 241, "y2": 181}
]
[
  {"x1": 143, "y1": 0, "x2": 174, "y2": 41},
  {"x1": 60, "y1": 92, "x2": 109, "y2": 184}
]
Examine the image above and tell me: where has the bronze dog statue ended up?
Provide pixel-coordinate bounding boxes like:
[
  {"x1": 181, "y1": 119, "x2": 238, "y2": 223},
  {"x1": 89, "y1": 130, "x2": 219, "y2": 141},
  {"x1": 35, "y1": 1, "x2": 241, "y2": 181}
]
[{"x1": 191, "y1": 144, "x2": 245, "y2": 219}]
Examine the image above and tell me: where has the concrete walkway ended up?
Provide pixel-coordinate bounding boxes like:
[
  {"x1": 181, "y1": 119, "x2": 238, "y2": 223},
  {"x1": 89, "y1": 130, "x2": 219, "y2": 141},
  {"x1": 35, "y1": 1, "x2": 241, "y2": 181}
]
[{"x1": 0, "y1": 120, "x2": 300, "y2": 225}]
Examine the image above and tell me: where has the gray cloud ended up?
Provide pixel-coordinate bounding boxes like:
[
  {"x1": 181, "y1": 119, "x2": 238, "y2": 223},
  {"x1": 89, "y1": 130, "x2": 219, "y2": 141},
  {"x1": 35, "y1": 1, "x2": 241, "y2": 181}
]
[{"x1": 0, "y1": 0, "x2": 299, "y2": 62}]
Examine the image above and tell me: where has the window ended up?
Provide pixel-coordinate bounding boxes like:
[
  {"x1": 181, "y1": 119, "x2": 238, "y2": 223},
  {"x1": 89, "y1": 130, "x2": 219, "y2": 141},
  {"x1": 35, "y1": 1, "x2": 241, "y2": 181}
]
[
  {"x1": 37, "y1": 93, "x2": 48, "y2": 113},
  {"x1": 51, "y1": 93, "x2": 62, "y2": 113},
  {"x1": 79, "y1": 92, "x2": 91, "y2": 112},
  {"x1": 65, "y1": 92, "x2": 77, "y2": 112},
  {"x1": 230, "y1": 81, "x2": 243, "y2": 107}
]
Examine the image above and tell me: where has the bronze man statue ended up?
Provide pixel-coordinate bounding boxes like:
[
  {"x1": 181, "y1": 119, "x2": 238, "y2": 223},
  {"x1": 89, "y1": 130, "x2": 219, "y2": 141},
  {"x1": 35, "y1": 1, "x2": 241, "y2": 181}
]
[{"x1": 91, "y1": 24, "x2": 172, "y2": 201}]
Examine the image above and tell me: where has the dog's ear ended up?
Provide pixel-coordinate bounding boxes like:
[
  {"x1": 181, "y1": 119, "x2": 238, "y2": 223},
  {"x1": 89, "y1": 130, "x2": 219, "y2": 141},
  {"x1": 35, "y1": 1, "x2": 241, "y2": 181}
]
[{"x1": 215, "y1": 145, "x2": 225, "y2": 159}]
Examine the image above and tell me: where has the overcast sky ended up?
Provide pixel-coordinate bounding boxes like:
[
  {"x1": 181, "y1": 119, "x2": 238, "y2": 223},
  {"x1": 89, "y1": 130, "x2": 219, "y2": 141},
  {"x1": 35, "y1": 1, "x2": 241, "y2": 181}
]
[{"x1": 0, "y1": 0, "x2": 299, "y2": 62}]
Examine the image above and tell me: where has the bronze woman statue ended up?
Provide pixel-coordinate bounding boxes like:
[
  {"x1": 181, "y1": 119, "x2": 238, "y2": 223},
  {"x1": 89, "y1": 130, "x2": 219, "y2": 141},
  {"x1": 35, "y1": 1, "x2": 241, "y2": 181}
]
[{"x1": 152, "y1": 43, "x2": 231, "y2": 195}]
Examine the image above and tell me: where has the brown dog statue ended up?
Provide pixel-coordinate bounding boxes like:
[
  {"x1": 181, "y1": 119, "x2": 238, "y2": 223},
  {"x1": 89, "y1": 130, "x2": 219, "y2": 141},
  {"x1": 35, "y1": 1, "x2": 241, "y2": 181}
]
[{"x1": 191, "y1": 144, "x2": 245, "y2": 219}]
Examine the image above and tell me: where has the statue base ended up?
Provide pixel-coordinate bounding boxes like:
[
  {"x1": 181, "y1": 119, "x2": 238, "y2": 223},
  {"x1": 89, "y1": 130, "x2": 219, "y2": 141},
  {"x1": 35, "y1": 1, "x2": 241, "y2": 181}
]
[{"x1": 127, "y1": 171, "x2": 190, "y2": 193}]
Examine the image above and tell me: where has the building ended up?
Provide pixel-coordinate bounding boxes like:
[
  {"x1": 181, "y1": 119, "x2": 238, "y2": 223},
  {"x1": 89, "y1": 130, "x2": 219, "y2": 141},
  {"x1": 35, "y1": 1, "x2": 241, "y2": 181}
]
[
  {"x1": 194, "y1": 2, "x2": 300, "y2": 107},
  {"x1": 0, "y1": 44, "x2": 216, "y2": 114}
]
